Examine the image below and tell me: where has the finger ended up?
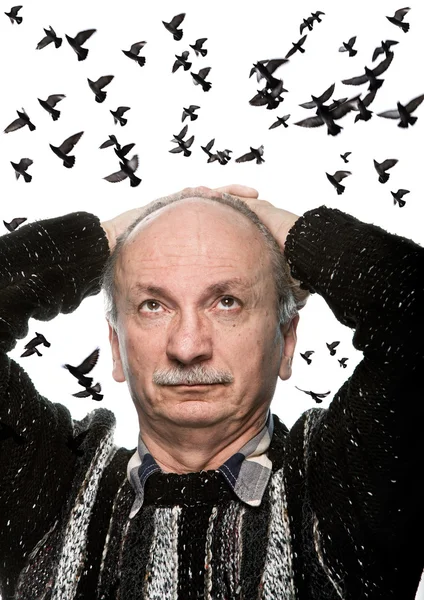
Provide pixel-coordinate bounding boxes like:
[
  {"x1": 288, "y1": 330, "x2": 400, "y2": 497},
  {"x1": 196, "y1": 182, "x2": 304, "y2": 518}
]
[{"x1": 213, "y1": 184, "x2": 259, "y2": 198}]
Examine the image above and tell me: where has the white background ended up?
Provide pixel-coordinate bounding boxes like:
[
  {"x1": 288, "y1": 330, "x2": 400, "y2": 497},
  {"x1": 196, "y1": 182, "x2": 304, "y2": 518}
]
[{"x1": 1, "y1": 0, "x2": 423, "y2": 597}]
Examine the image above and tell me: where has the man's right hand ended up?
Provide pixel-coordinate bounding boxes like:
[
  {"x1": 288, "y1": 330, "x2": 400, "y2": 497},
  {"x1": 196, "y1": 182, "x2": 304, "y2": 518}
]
[{"x1": 101, "y1": 184, "x2": 259, "y2": 252}]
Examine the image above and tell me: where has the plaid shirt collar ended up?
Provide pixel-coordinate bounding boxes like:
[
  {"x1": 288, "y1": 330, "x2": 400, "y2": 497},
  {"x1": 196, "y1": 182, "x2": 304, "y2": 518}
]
[{"x1": 127, "y1": 410, "x2": 274, "y2": 519}]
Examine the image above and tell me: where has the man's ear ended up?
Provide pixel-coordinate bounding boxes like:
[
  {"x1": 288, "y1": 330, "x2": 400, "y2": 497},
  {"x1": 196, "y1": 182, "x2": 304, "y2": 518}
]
[
  {"x1": 278, "y1": 314, "x2": 299, "y2": 381},
  {"x1": 107, "y1": 320, "x2": 126, "y2": 383}
]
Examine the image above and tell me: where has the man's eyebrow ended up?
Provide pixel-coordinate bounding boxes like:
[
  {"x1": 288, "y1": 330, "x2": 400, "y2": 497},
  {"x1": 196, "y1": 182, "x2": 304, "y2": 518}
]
[{"x1": 129, "y1": 278, "x2": 254, "y2": 302}]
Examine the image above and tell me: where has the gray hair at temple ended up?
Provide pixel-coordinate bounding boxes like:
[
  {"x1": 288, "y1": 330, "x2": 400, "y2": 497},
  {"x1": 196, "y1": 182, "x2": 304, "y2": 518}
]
[{"x1": 100, "y1": 190, "x2": 309, "y2": 334}]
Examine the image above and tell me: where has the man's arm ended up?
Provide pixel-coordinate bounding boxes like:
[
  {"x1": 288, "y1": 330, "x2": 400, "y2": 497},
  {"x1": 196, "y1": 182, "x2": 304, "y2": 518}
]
[{"x1": 283, "y1": 205, "x2": 424, "y2": 597}]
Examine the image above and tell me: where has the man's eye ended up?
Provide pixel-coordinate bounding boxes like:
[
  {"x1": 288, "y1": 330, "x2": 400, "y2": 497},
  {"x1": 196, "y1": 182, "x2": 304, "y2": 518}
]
[{"x1": 140, "y1": 296, "x2": 240, "y2": 312}]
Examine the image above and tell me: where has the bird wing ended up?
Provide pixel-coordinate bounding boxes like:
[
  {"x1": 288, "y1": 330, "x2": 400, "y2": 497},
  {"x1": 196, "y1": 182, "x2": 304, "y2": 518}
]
[
  {"x1": 116, "y1": 106, "x2": 131, "y2": 116},
  {"x1": 377, "y1": 109, "x2": 400, "y2": 119},
  {"x1": 299, "y1": 100, "x2": 316, "y2": 109},
  {"x1": 317, "y1": 82, "x2": 336, "y2": 104},
  {"x1": 99, "y1": 139, "x2": 115, "y2": 149},
  {"x1": 348, "y1": 36, "x2": 357, "y2": 46},
  {"x1": 380, "y1": 158, "x2": 398, "y2": 171},
  {"x1": 249, "y1": 93, "x2": 269, "y2": 107},
  {"x1": 398, "y1": 189, "x2": 410, "y2": 195},
  {"x1": 185, "y1": 135, "x2": 195, "y2": 148},
  {"x1": 130, "y1": 41, "x2": 147, "y2": 53},
  {"x1": 372, "y1": 46, "x2": 383, "y2": 62},
  {"x1": 339, "y1": 45, "x2": 348, "y2": 52},
  {"x1": 19, "y1": 158, "x2": 33, "y2": 168},
  {"x1": 372, "y1": 51, "x2": 394, "y2": 76},
  {"x1": 11, "y1": 6, "x2": 23, "y2": 15},
  {"x1": 46, "y1": 94, "x2": 66, "y2": 106},
  {"x1": 269, "y1": 120, "x2": 281, "y2": 130},
  {"x1": 285, "y1": 46, "x2": 297, "y2": 59},
  {"x1": 266, "y1": 58, "x2": 289, "y2": 74},
  {"x1": 36, "y1": 36, "x2": 52, "y2": 50},
  {"x1": 362, "y1": 89, "x2": 377, "y2": 107},
  {"x1": 298, "y1": 35, "x2": 307, "y2": 45},
  {"x1": 126, "y1": 155, "x2": 139, "y2": 173},
  {"x1": 169, "y1": 146, "x2": 184, "y2": 153},
  {"x1": 294, "y1": 116, "x2": 324, "y2": 128},
  {"x1": 4, "y1": 118, "x2": 25, "y2": 133},
  {"x1": 170, "y1": 13, "x2": 186, "y2": 28},
  {"x1": 204, "y1": 139, "x2": 215, "y2": 151},
  {"x1": 104, "y1": 168, "x2": 128, "y2": 182},
  {"x1": 172, "y1": 60, "x2": 182, "y2": 73},
  {"x1": 198, "y1": 67, "x2": 211, "y2": 79},
  {"x1": 342, "y1": 73, "x2": 368, "y2": 85},
  {"x1": 96, "y1": 75, "x2": 114, "y2": 89},
  {"x1": 195, "y1": 37, "x2": 207, "y2": 47},
  {"x1": 74, "y1": 29, "x2": 96, "y2": 45},
  {"x1": 235, "y1": 151, "x2": 255, "y2": 163},
  {"x1": 59, "y1": 131, "x2": 84, "y2": 154},
  {"x1": 119, "y1": 143, "x2": 135, "y2": 156},
  {"x1": 394, "y1": 7, "x2": 410, "y2": 20},
  {"x1": 405, "y1": 94, "x2": 424, "y2": 113},
  {"x1": 333, "y1": 171, "x2": 351, "y2": 182},
  {"x1": 176, "y1": 124, "x2": 188, "y2": 139},
  {"x1": 75, "y1": 347, "x2": 100, "y2": 374},
  {"x1": 331, "y1": 96, "x2": 361, "y2": 119}
]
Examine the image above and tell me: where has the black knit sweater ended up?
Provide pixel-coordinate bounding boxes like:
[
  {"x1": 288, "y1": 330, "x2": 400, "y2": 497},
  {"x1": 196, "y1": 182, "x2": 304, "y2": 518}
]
[{"x1": 0, "y1": 205, "x2": 423, "y2": 599}]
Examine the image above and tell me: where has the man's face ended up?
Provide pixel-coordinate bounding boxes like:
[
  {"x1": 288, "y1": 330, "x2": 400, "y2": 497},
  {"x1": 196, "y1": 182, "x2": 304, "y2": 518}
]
[{"x1": 108, "y1": 197, "x2": 294, "y2": 430}]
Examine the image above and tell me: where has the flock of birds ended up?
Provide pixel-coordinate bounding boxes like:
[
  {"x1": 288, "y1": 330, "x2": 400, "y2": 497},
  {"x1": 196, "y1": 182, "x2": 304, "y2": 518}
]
[{"x1": 2, "y1": 7, "x2": 421, "y2": 405}]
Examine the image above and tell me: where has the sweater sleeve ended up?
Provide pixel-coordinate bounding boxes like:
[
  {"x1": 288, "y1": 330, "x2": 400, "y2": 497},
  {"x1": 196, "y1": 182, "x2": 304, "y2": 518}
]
[
  {"x1": 283, "y1": 205, "x2": 424, "y2": 595},
  {"x1": 0, "y1": 212, "x2": 111, "y2": 586}
]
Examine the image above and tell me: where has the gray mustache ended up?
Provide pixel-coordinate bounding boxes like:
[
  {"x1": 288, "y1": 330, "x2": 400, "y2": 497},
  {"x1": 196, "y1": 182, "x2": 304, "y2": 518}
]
[{"x1": 153, "y1": 365, "x2": 233, "y2": 386}]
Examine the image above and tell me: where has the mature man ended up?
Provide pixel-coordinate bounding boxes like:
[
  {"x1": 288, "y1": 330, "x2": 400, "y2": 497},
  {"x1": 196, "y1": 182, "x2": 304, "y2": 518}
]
[{"x1": 0, "y1": 184, "x2": 423, "y2": 600}]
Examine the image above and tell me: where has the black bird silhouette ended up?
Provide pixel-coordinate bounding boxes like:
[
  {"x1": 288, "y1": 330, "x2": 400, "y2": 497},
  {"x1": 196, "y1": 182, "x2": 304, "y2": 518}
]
[
  {"x1": 114, "y1": 143, "x2": 136, "y2": 161},
  {"x1": 300, "y1": 350, "x2": 315, "y2": 365},
  {"x1": 104, "y1": 155, "x2": 141, "y2": 187},
  {"x1": 189, "y1": 38, "x2": 208, "y2": 57},
  {"x1": 169, "y1": 135, "x2": 195, "y2": 157},
  {"x1": 311, "y1": 11, "x2": 325, "y2": 23},
  {"x1": 391, "y1": 189, "x2": 410, "y2": 207},
  {"x1": 326, "y1": 171, "x2": 351, "y2": 195},
  {"x1": 235, "y1": 145, "x2": 265, "y2": 164},
  {"x1": 300, "y1": 16, "x2": 314, "y2": 34},
  {"x1": 249, "y1": 59, "x2": 288, "y2": 89},
  {"x1": 353, "y1": 89, "x2": 377, "y2": 123},
  {"x1": 72, "y1": 382, "x2": 103, "y2": 401},
  {"x1": 65, "y1": 29, "x2": 96, "y2": 61},
  {"x1": 10, "y1": 158, "x2": 33, "y2": 183},
  {"x1": 372, "y1": 40, "x2": 398, "y2": 62},
  {"x1": 172, "y1": 51, "x2": 191, "y2": 72},
  {"x1": 342, "y1": 52, "x2": 394, "y2": 92},
  {"x1": 285, "y1": 35, "x2": 307, "y2": 58},
  {"x1": 201, "y1": 139, "x2": 218, "y2": 163},
  {"x1": 338, "y1": 357, "x2": 349, "y2": 368},
  {"x1": 122, "y1": 41, "x2": 147, "y2": 67},
  {"x1": 373, "y1": 158, "x2": 398, "y2": 183},
  {"x1": 38, "y1": 94, "x2": 66, "y2": 121},
  {"x1": 3, "y1": 217, "x2": 27, "y2": 232},
  {"x1": 88, "y1": 75, "x2": 114, "y2": 103},
  {"x1": 99, "y1": 134, "x2": 120, "y2": 149},
  {"x1": 162, "y1": 13, "x2": 185, "y2": 40},
  {"x1": 386, "y1": 7, "x2": 410, "y2": 32},
  {"x1": 340, "y1": 152, "x2": 351, "y2": 163},
  {"x1": 172, "y1": 124, "x2": 189, "y2": 143},
  {"x1": 295, "y1": 386, "x2": 331, "y2": 404},
  {"x1": 249, "y1": 80, "x2": 287, "y2": 110},
  {"x1": 216, "y1": 149, "x2": 232, "y2": 165},
  {"x1": 110, "y1": 106, "x2": 130, "y2": 126},
  {"x1": 191, "y1": 67, "x2": 212, "y2": 92},
  {"x1": 36, "y1": 26, "x2": 62, "y2": 49},
  {"x1": 326, "y1": 341, "x2": 340, "y2": 356},
  {"x1": 20, "y1": 332, "x2": 51, "y2": 357},
  {"x1": 299, "y1": 83, "x2": 335, "y2": 109},
  {"x1": 4, "y1": 109, "x2": 36, "y2": 133},
  {"x1": 269, "y1": 114, "x2": 290, "y2": 129},
  {"x1": 182, "y1": 105, "x2": 200, "y2": 122},
  {"x1": 377, "y1": 94, "x2": 424, "y2": 127},
  {"x1": 50, "y1": 131, "x2": 84, "y2": 168},
  {"x1": 5, "y1": 5, "x2": 22, "y2": 24},
  {"x1": 339, "y1": 36, "x2": 357, "y2": 57},
  {"x1": 296, "y1": 96, "x2": 359, "y2": 136},
  {"x1": 62, "y1": 347, "x2": 100, "y2": 388}
]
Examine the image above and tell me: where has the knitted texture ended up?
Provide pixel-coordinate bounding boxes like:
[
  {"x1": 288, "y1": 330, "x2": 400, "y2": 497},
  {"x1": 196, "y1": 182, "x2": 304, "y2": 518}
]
[{"x1": 0, "y1": 207, "x2": 423, "y2": 599}]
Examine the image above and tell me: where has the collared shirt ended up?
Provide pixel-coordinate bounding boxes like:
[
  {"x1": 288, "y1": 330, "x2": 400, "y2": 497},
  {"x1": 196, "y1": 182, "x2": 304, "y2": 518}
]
[{"x1": 127, "y1": 411, "x2": 274, "y2": 519}]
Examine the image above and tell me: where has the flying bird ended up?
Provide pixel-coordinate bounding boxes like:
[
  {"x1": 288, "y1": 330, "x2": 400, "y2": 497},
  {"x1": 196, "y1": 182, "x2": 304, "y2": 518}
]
[
  {"x1": 326, "y1": 171, "x2": 351, "y2": 195},
  {"x1": 99, "y1": 134, "x2": 120, "y2": 149},
  {"x1": 391, "y1": 189, "x2": 410, "y2": 207},
  {"x1": 10, "y1": 158, "x2": 33, "y2": 183},
  {"x1": 341, "y1": 52, "x2": 394, "y2": 92},
  {"x1": 285, "y1": 35, "x2": 307, "y2": 58},
  {"x1": 372, "y1": 40, "x2": 398, "y2": 62},
  {"x1": 182, "y1": 105, "x2": 200, "y2": 122},
  {"x1": 311, "y1": 11, "x2": 325, "y2": 23},
  {"x1": 269, "y1": 114, "x2": 290, "y2": 129},
  {"x1": 104, "y1": 154, "x2": 141, "y2": 187},
  {"x1": 114, "y1": 143, "x2": 136, "y2": 161},
  {"x1": 5, "y1": 5, "x2": 22, "y2": 24},
  {"x1": 87, "y1": 75, "x2": 114, "y2": 103},
  {"x1": 110, "y1": 106, "x2": 131, "y2": 126},
  {"x1": 49, "y1": 131, "x2": 84, "y2": 168},
  {"x1": 386, "y1": 7, "x2": 410, "y2": 32},
  {"x1": 353, "y1": 89, "x2": 377, "y2": 123},
  {"x1": 299, "y1": 83, "x2": 335, "y2": 109},
  {"x1": 295, "y1": 386, "x2": 331, "y2": 404},
  {"x1": 4, "y1": 109, "x2": 36, "y2": 133},
  {"x1": 377, "y1": 94, "x2": 424, "y2": 127},
  {"x1": 201, "y1": 139, "x2": 218, "y2": 163},
  {"x1": 340, "y1": 152, "x2": 351, "y2": 163},
  {"x1": 338, "y1": 358, "x2": 349, "y2": 368},
  {"x1": 300, "y1": 16, "x2": 314, "y2": 34},
  {"x1": 295, "y1": 95, "x2": 359, "y2": 136},
  {"x1": 122, "y1": 41, "x2": 147, "y2": 67},
  {"x1": 216, "y1": 149, "x2": 232, "y2": 165},
  {"x1": 235, "y1": 145, "x2": 265, "y2": 165},
  {"x1": 339, "y1": 36, "x2": 357, "y2": 57},
  {"x1": 162, "y1": 13, "x2": 185, "y2": 41},
  {"x1": 65, "y1": 29, "x2": 96, "y2": 61},
  {"x1": 3, "y1": 217, "x2": 27, "y2": 232},
  {"x1": 249, "y1": 80, "x2": 287, "y2": 110},
  {"x1": 72, "y1": 382, "x2": 103, "y2": 401},
  {"x1": 21, "y1": 332, "x2": 51, "y2": 356},
  {"x1": 62, "y1": 347, "x2": 100, "y2": 388},
  {"x1": 189, "y1": 38, "x2": 208, "y2": 57},
  {"x1": 327, "y1": 341, "x2": 340, "y2": 355},
  {"x1": 300, "y1": 350, "x2": 315, "y2": 365},
  {"x1": 191, "y1": 67, "x2": 212, "y2": 91},
  {"x1": 169, "y1": 125, "x2": 195, "y2": 157},
  {"x1": 373, "y1": 159, "x2": 398, "y2": 183},
  {"x1": 38, "y1": 94, "x2": 66, "y2": 121},
  {"x1": 172, "y1": 51, "x2": 191, "y2": 72},
  {"x1": 36, "y1": 26, "x2": 62, "y2": 49},
  {"x1": 249, "y1": 59, "x2": 288, "y2": 85}
]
